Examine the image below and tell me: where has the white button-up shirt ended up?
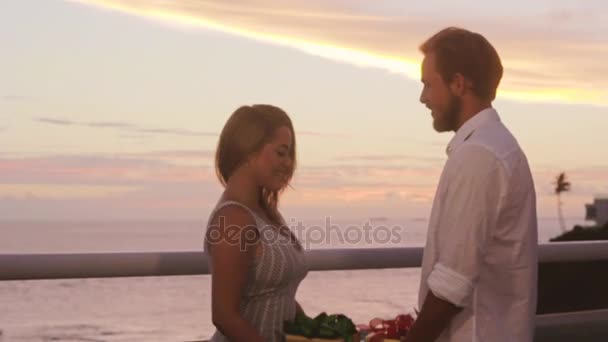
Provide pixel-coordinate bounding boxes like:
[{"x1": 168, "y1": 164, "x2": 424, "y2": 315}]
[{"x1": 418, "y1": 108, "x2": 538, "y2": 342}]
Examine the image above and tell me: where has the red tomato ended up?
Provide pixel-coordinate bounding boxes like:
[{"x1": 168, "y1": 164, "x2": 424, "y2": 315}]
[{"x1": 395, "y1": 313, "x2": 415, "y2": 334}]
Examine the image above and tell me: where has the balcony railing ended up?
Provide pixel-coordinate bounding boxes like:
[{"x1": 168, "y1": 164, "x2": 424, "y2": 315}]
[{"x1": 2, "y1": 241, "x2": 608, "y2": 341}]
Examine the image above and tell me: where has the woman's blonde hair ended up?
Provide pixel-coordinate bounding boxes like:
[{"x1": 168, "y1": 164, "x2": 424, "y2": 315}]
[{"x1": 215, "y1": 104, "x2": 296, "y2": 226}]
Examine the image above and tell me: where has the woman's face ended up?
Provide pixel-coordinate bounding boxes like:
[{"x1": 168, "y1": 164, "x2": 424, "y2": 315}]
[{"x1": 250, "y1": 126, "x2": 294, "y2": 191}]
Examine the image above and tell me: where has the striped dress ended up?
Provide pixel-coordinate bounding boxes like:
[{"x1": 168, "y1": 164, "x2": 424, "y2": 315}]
[{"x1": 204, "y1": 200, "x2": 309, "y2": 342}]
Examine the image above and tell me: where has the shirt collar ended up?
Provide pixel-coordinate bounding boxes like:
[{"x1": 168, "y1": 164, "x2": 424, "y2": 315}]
[{"x1": 446, "y1": 107, "x2": 500, "y2": 156}]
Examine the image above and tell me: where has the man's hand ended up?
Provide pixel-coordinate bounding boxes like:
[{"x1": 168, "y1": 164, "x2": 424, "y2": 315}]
[{"x1": 404, "y1": 291, "x2": 462, "y2": 342}]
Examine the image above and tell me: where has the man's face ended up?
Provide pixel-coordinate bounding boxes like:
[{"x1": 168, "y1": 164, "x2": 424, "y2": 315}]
[{"x1": 419, "y1": 53, "x2": 462, "y2": 132}]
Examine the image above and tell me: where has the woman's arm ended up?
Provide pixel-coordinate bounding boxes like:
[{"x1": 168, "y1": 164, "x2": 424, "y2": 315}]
[{"x1": 207, "y1": 205, "x2": 264, "y2": 342}]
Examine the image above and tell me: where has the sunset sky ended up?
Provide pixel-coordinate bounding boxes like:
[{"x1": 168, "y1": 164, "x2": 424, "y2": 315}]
[{"x1": 1, "y1": 0, "x2": 607, "y2": 221}]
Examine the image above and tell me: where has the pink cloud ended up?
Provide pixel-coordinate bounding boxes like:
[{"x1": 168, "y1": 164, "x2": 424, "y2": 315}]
[
  {"x1": 1, "y1": 153, "x2": 605, "y2": 220},
  {"x1": 0, "y1": 155, "x2": 215, "y2": 185}
]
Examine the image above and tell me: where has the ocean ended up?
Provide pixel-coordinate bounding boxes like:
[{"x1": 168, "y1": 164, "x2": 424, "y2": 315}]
[{"x1": 0, "y1": 217, "x2": 585, "y2": 341}]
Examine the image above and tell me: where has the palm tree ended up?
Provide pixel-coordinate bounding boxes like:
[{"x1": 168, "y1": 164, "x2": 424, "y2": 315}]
[{"x1": 554, "y1": 172, "x2": 571, "y2": 232}]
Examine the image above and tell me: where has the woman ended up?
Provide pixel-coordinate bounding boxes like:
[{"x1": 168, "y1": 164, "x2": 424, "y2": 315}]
[{"x1": 204, "y1": 104, "x2": 308, "y2": 342}]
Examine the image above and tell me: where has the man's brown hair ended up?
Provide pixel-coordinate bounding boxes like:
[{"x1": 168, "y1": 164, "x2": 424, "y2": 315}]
[{"x1": 420, "y1": 27, "x2": 503, "y2": 101}]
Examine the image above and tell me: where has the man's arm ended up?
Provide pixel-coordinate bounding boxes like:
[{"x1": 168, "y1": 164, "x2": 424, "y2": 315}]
[
  {"x1": 405, "y1": 145, "x2": 504, "y2": 341},
  {"x1": 404, "y1": 290, "x2": 462, "y2": 342},
  {"x1": 295, "y1": 301, "x2": 306, "y2": 316}
]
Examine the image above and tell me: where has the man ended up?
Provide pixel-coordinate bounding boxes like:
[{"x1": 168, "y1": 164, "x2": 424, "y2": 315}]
[{"x1": 405, "y1": 27, "x2": 538, "y2": 342}]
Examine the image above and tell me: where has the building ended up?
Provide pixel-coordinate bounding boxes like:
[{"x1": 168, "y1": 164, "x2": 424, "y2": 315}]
[{"x1": 585, "y1": 197, "x2": 608, "y2": 226}]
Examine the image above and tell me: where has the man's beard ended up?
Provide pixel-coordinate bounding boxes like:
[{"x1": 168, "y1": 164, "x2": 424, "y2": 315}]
[{"x1": 433, "y1": 95, "x2": 462, "y2": 132}]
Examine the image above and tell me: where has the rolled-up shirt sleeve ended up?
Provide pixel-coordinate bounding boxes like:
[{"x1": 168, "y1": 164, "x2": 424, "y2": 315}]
[{"x1": 427, "y1": 144, "x2": 506, "y2": 308}]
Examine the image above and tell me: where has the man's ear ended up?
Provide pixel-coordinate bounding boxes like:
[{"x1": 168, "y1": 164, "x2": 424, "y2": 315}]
[
  {"x1": 450, "y1": 73, "x2": 464, "y2": 96},
  {"x1": 450, "y1": 72, "x2": 471, "y2": 96}
]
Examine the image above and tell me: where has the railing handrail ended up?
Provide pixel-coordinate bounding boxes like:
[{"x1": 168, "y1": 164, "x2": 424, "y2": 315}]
[
  {"x1": 2, "y1": 241, "x2": 608, "y2": 281},
  {"x1": 534, "y1": 309, "x2": 608, "y2": 341}
]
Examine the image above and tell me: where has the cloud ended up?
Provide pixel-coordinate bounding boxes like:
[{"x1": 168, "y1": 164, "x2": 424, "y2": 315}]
[
  {"x1": 293, "y1": 163, "x2": 442, "y2": 191},
  {"x1": 126, "y1": 150, "x2": 215, "y2": 159},
  {"x1": 0, "y1": 155, "x2": 217, "y2": 188},
  {"x1": 133, "y1": 127, "x2": 216, "y2": 137},
  {"x1": 2, "y1": 94, "x2": 36, "y2": 102},
  {"x1": 0, "y1": 153, "x2": 224, "y2": 220},
  {"x1": 0, "y1": 152, "x2": 444, "y2": 216},
  {"x1": 298, "y1": 130, "x2": 349, "y2": 138},
  {"x1": 1, "y1": 152, "x2": 605, "y2": 220},
  {"x1": 0, "y1": 184, "x2": 137, "y2": 199},
  {"x1": 35, "y1": 117, "x2": 344, "y2": 139},
  {"x1": 335, "y1": 154, "x2": 441, "y2": 163},
  {"x1": 0, "y1": 154, "x2": 442, "y2": 188},
  {"x1": 34, "y1": 116, "x2": 217, "y2": 137},
  {"x1": 75, "y1": 0, "x2": 608, "y2": 106},
  {"x1": 36, "y1": 117, "x2": 75, "y2": 125},
  {"x1": 85, "y1": 121, "x2": 135, "y2": 128},
  {"x1": 0, "y1": 182, "x2": 222, "y2": 220}
]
